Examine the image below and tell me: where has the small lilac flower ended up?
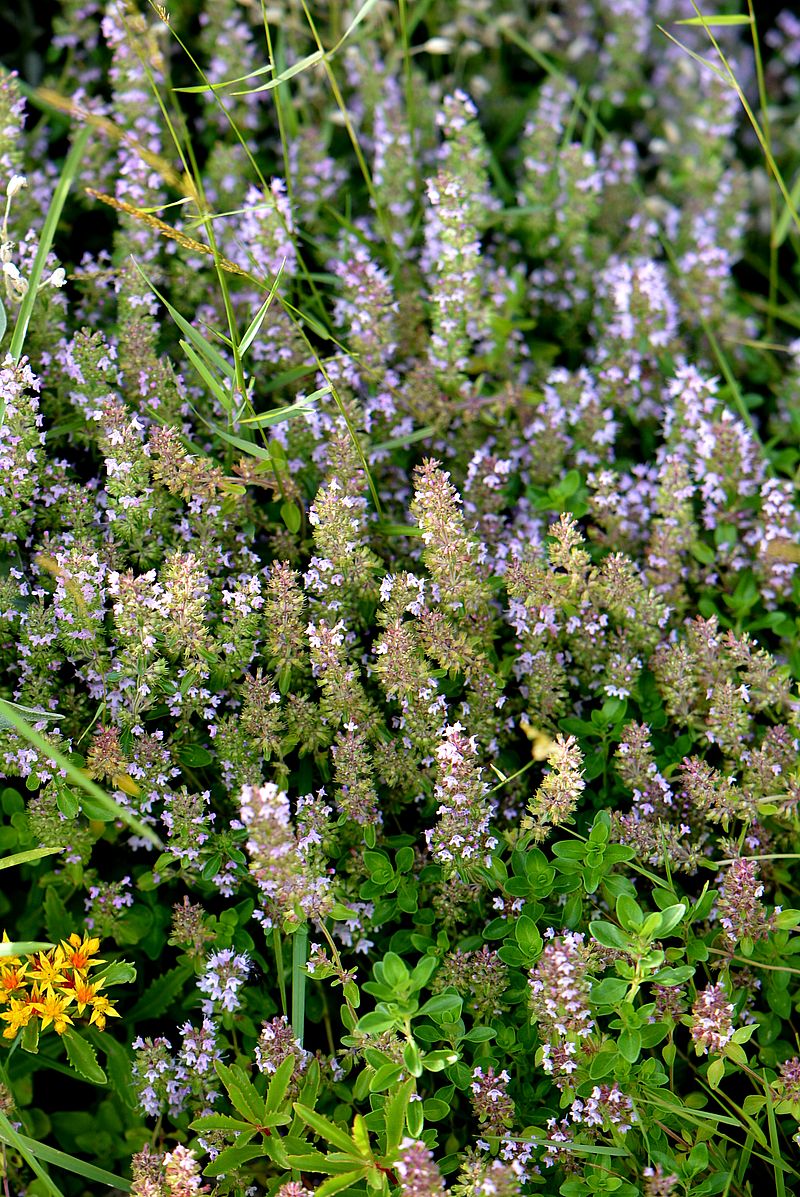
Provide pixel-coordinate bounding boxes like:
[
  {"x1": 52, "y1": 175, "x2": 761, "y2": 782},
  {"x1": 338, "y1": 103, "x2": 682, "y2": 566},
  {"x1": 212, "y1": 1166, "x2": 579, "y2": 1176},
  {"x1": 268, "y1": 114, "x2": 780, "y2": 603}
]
[{"x1": 197, "y1": 949, "x2": 251, "y2": 1013}]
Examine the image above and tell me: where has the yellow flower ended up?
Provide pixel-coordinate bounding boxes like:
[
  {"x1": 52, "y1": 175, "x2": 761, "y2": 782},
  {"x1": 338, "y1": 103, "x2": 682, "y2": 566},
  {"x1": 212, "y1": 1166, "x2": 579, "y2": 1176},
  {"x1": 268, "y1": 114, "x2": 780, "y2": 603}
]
[
  {"x1": 33, "y1": 990, "x2": 74, "y2": 1035},
  {"x1": 0, "y1": 931, "x2": 21, "y2": 969},
  {"x1": 0, "y1": 997, "x2": 33, "y2": 1040},
  {"x1": 88, "y1": 994, "x2": 120, "y2": 1032},
  {"x1": 59, "y1": 933, "x2": 104, "y2": 974},
  {"x1": 0, "y1": 961, "x2": 28, "y2": 1005},
  {"x1": 72, "y1": 975, "x2": 105, "y2": 1015},
  {"x1": 28, "y1": 947, "x2": 69, "y2": 991}
]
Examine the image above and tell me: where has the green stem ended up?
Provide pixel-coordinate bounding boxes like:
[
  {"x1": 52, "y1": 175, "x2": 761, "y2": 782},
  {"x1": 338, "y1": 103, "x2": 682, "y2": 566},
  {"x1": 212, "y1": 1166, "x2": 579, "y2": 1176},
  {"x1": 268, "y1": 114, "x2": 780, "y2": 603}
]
[
  {"x1": 292, "y1": 924, "x2": 309, "y2": 1045},
  {"x1": 273, "y1": 927, "x2": 287, "y2": 1018}
]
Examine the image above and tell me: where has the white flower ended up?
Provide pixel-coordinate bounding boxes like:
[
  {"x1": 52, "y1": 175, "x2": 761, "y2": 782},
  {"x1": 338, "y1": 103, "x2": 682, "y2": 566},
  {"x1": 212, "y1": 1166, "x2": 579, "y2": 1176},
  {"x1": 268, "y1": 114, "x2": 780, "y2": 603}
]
[{"x1": 6, "y1": 175, "x2": 27, "y2": 200}]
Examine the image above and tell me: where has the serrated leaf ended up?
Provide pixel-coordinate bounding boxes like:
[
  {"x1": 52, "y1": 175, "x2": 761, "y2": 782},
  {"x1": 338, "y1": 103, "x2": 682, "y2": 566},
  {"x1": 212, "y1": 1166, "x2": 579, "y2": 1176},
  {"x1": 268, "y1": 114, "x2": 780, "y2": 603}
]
[
  {"x1": 315, "y1": 1170, "x2": 367, "y2": 1197},
  {"x1": 62, "y1": 1028, "x2": 107, "y2": 1085},
  {"x1": 127, "y1": 964, "x2": 190, "y2": 1021},
  {"x1": 265, "y1": 1055, "x2": 296, "y2": 1113},
  {"x1": 190, "y1": 1114, "x2": 255, "y2": 1132},
  {"x1": 203, "y1": 1145, "x2": 264, "y2": 1177},
  {"x1": 384, "y1": 1078, "x2": 414, "y2": 1156},
  {"x1": 216, "y1": 1061, "x2": 266, "y2": 1124},
  {"x1": 294, "y1": 1104, "x2": 359, "y2": 1154}
]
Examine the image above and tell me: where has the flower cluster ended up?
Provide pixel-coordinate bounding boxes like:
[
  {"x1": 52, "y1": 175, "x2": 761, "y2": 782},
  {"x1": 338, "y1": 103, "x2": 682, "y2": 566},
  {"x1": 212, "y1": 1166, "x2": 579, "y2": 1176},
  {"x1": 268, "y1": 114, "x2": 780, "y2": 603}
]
[{"x1": 0, "y1": 932, "x2": 120, "y2": 1038}]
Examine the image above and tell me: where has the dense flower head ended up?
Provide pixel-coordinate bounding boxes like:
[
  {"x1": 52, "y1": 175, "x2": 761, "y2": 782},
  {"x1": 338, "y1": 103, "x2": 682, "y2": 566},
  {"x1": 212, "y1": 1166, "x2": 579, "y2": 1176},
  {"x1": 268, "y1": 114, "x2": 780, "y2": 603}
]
[{"x1": 690, "y1": 983, "x2": 735, "y2": 1056}]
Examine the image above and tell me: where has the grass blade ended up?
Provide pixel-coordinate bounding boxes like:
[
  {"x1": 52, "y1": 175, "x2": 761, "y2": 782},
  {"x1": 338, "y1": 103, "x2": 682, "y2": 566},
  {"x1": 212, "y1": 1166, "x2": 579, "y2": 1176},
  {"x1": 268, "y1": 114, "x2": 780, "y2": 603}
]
[
  {"x1": 0, "y1": 703, "x2": 162, "y2": 847},
  {"x1": 0, "y1": 1110, "x2": 63, "y2": 1197},
  {"x1": 233, "y1": 51, "x2": 325, "y2": 96},
  {"x1": 0, "y1": 846, "x2": 63, "y2": 871},
  {"x1": 4, "y1": 124, "x2": 89, "y2": 420},
  {"x1": 0, "y1": 1118, "x2": 129, "y2": 1191}
]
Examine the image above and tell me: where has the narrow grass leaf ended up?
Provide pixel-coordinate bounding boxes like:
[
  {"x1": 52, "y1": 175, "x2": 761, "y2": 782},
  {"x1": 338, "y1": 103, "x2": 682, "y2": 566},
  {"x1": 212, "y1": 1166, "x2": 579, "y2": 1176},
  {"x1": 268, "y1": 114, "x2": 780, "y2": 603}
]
[
  {"x1": 0, "y1": 846, "x2": 63, "y2": 870},
  {"x1": 0, "y1": 1110, "x2": 63, "y2": 1197},
  {"x1": 234, "y1": 51, "x2": 325, "y2": 95},
  {"x1": 675, "y1": 13, "x2": 752, "y2": 24},
  {"x1": 132, "y1": 261, "x2": 234, "y2": 378},
  {"x1": 7, "y1": 125, "x2": 90, "y2": 378},
  {"x1": 0, "y1": 702, "x2": 162, "y2": 846},
  {"x1": 239, "y1": 266, "x2": 285, "y2": 357},
  {"x1": 174, "y1": 62, "x2": 274, "y2": 92},
  {"x1": 240, "y1": 388, "x2": 327, "y2": 425}
]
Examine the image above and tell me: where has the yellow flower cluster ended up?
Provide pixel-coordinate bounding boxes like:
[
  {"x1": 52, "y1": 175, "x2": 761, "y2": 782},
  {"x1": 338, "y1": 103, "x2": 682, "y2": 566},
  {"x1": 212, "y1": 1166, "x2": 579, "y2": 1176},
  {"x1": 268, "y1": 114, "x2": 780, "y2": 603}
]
[{"x1": 0, "y1": 931, "x2": 120, "y2": 1040}]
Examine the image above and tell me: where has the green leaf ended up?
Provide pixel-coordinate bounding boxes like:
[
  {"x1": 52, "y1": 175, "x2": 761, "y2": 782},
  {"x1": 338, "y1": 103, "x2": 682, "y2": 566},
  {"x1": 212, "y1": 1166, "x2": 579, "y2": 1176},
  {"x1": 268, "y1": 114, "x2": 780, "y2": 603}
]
[
  {"x1": 589, "y1": 921, "x2": 630, "y2": 952},
  {"x1": 56, "y1": 789, "x2": 80, "y2": 819},
  {"x1": 7, "y1": 126, "x2": 90, "y2": 390},
  {"x1": 403, "y1": 1040, "x2": 423, "y2": 1078},
  {"x1": 384, "y1": 1078, "x2": 415, "y2": 1156},
  {"x1": 21, "y1": 1017, "x2": 39, "y2": 1053},
  {"x1": 178, "y1": 745, "x2": 214, "y2": 767},
  {"x1": 86, "y1": 1026, "x2": 136, "y2": 1109},
  {"x1": 416, "y1": 993, "x2": 462, "y2": 1020},
  {"x1": 0, "y1": 940, "x2": 53, "y2": 958},
  {"x1": 357, "y1": 1011, "x2": 396, "y2": 1034},
  {"x1": 233, "y1": 50, "x2": 326, "y2": 95},
  {"x1": 239, "y1": 268, "x2": 285, "y2": 356},
  {"x1": 127, "y1": 964, "x2": 191, "y2": 1021},
  {"x1": 655, "y1": 903, "x2": 687, "y2": 937},
  {"x1": 203, "y1": 1145, "x2": 264, "y2": 1177},
  {"x1": 675, "y1": 13, "x2": 751, "y2": 25},
  {"x1": 173, "y1": 61, "x2": 274, "y2": 92},
  {"x1": 0, "y1": 698, "x2": 64, "y2": 729},
  {"x1": 369, "y1": 1064, "x2": 404, "y2": 1092},
  {"x1": 44, "y1": 887, "x2": 73, "y2": 942},
  {"x1": 615, "y1": 893, "x2": 643, "y2": 931},
  {"x1": 93, "y1": 959, "x2": 137, "y2": 986},
  {"x1": 190, "y1": 1114, "x2": 255, "y2": 1132},
  {"x1": 281, "y1": 500, "x2": 302, "y2": 533},
  {"x1": 238, "y1": 391, "x2": 324, "y2": 427},
  {"x1": 293, "y1": 1104, "x2": 359, "y2": 1154},
  {"x1": 315, "y1": 1170, "x2": 368, "y2": 1197},
  {"x1": 332, "y1": 0, "x2": 384, "y2": 48},
  {"x1": 215, "y1": 1061, "x2": 266, "y2": 1124},
  {"x1": 618, "y1": 1029, "x2": 642, "y2": 1064},
  {"x1": 0, "y1": 1119, "x2": 129, "y2": 1190},
  {"x1": 131, "y1": 261, "x2": 234, "y2": 379},
  {"x1": 62, "y1": 1028, "x2": 107, "y2": 1085},
  {"x1": 0, "y1": 1110, "x2": 65, "y2": 1197},
  {"x1": 591, "y1": 977, "x2": 629, "y2": 1004},
  {"x1": 514, "y1": 915, "x2": 542, "y2": 958},
  {"x1": 180, "y1": 339, "x2": 234, "y2": 411},
  {"x1": 266, "y1": 1055, "x2": 296, "y2": 1113}
]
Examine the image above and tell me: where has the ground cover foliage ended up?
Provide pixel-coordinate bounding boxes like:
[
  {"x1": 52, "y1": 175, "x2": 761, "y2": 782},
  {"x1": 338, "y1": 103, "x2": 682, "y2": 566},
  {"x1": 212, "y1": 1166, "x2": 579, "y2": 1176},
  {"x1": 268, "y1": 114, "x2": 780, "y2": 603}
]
[{"x1": 3, "y1": 0, "x2": 800, "y2": 1194}]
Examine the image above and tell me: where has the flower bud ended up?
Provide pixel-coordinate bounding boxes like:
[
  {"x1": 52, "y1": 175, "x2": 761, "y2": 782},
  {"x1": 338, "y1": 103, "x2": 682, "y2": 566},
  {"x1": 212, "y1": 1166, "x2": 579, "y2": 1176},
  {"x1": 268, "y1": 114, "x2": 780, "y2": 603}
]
[{"x1": 5, "y1": 174, "x2": 27, "y2": 200}]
